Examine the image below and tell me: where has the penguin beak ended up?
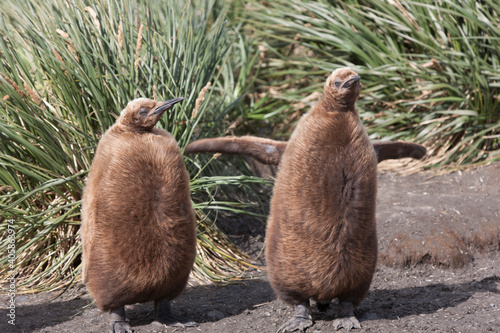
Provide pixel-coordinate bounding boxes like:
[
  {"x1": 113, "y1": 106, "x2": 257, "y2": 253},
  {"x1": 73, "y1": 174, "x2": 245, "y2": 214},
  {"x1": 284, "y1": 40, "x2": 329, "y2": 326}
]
[
  {"x1": 342, "y1": 75, "x2": 361, "y2": 89},
  {"x1": 153, "y1": 97, "x2": 185, "y2": 115}
]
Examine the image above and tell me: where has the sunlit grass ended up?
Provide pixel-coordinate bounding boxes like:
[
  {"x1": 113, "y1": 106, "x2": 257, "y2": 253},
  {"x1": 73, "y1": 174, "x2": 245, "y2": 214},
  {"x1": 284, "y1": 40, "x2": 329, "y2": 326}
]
[
  {"x1": 0, "y1": 0, "x2": 268, "y2": 292},
  {"x1": 242, "y1": 0, "x2": 500, "y2": 167}
]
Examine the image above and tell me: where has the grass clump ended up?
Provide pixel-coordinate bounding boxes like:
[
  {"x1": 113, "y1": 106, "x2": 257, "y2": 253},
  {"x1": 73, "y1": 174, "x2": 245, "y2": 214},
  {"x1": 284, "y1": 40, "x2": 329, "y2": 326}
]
[
  {"x1": 243, "y1": 0, "x2": 500, "y2": 167},
  {"x1": 0, "y1": 0, "x2": 267, "y2": 292}
]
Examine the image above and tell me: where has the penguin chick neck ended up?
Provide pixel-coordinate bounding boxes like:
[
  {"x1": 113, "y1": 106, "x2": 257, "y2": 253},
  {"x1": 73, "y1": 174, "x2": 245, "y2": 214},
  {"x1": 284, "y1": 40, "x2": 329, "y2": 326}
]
[
  {"x1": 322, "y1": 67, "x2": 361, "y2": 113},
  {"x1": 116, "y1": 97, "x2": 184, "y2": 133}
]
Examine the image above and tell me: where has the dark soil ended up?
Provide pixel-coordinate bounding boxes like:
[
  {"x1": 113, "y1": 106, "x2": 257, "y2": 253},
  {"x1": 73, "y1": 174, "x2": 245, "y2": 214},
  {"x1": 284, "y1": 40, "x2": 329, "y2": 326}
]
[{"x1": 1, "y1": 162, "x2": 499, "y2": 333}]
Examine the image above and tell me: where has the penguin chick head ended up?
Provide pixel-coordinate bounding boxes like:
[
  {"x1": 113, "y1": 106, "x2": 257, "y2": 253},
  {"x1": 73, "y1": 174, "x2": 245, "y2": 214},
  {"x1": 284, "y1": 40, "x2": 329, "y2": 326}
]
[
  {"x1": 118, "y1": 97, "x2": 184, "y2": 132},
  {"x1": 324, "y1": 67, "x2": 361, "y2": 110}
]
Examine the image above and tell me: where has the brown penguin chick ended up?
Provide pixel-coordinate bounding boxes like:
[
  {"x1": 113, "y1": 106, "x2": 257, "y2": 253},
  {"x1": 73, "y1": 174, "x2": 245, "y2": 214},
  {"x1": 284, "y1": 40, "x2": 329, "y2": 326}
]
[
  {"x1": 266, "y1": 68, "x2": 377, "y2": 332},
  {"x1": 81, "y1": 97, "x2": 197, "y2": 333},
  {"x1": 185, "y1": 135, "x2": 425, "y2": 165}
]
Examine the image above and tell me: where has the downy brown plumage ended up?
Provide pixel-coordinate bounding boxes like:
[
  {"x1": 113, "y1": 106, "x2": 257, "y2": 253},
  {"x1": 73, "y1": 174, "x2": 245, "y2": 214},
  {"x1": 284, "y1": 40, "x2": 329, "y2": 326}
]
[
  {"x1": 81, "y1": 97, "x2": 197, "y2": 333},
  {"x1": 266, "y1": 68, "x2": 377, "y2": 332}
]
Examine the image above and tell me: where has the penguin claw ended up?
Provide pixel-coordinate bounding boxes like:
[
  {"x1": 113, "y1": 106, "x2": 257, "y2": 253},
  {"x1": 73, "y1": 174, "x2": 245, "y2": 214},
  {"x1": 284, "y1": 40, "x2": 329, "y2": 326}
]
[
  {"x1": 276, "y1": 315, "x2": 313, "y2": 333},
  {"x1": 109, "y1": 307, "x2": 132, "y2": 333},
  {"x1": 332, "y1": 316, "x2": 361, "y2": 331},
  {"x1": 111, "y1": 320, "x2": 133, "y2": 333}
]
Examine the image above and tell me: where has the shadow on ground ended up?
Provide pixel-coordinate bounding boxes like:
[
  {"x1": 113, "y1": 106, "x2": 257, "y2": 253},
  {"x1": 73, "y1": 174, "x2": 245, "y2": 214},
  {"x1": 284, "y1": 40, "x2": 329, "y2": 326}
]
[
  {"x1": 355, "y1": 276, "x2": 500, "y2": 322},
  {"x1": 2, "y1": 274, "x2": 498, "y2": 332}
]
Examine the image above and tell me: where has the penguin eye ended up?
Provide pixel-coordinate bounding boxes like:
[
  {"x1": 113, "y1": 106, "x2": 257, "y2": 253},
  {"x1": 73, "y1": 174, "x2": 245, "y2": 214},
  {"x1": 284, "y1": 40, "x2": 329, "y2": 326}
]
[
  {"x1": 133, "y1": 107, "x2": 150, "y2": 123},
  {"x1": 343, "y1": 80, "x2": 352, "y2": 88},
  {"x1": 334, "y1": 79, "x2": 342, "y2": 89}
]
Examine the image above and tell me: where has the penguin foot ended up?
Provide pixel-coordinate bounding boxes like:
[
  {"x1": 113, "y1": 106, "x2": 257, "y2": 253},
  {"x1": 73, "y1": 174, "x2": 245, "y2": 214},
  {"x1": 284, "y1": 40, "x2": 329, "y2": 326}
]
[
  {"x1": 109, "y1": 307, "x2": 133, "y2": 333},
  {"x1": 276, "y1": 302, "x2": 313, "y2": 333},
  {"x1": 277, "y1": 316, "x2": 313, "y2": 333},
  {"x1": 154, "y1": 299, "x2": 198, "y2": 328},
  {"x1": 332, "y1": 301, "x2": 361, "y2": 331},
  {"x1": 332, "y1": 316, "x2": 361, "y2": 331},
  {"x1": 111, "y1": 320, "x2": 133, "y2": 333}
]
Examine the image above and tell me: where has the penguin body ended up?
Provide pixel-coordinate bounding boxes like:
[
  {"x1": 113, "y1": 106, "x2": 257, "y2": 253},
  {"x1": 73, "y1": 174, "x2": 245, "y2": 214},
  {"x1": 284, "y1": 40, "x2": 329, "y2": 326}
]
[
  {"x1": 266, "y1": 68, "x2": 377, "y2": 332},
  {"x1": 81, "y1": 97, "x2": 197, "y2": 332}
]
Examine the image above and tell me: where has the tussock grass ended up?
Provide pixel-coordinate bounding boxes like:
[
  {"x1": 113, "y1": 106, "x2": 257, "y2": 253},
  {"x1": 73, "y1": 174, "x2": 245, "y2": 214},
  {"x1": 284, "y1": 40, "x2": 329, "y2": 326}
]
[
  {"x1": 243, "y1": 0, "x2": 500, "y2": 168},
  {"x1": 0, "y1": 0, "x2": 267, "y2": 292}
]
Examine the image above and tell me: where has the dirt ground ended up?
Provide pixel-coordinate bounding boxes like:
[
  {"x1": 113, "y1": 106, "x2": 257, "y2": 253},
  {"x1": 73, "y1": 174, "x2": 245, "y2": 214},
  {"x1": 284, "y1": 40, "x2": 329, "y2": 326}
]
[{"x1": 1, "y1": 161, "x2": 499, "y2": 333}]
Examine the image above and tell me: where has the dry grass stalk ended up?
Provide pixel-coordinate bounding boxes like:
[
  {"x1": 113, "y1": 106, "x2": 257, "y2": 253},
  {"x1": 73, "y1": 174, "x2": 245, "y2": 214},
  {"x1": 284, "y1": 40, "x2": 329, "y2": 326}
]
[
  {"x1": 136, "y1": 24, "x2": 144, "y2": 54},
  {"x1": 84, "y1": 6, "x2": 101, "y2": 34},
  {"x1": 134, "y1": 57, "x2": 141, "y2": 69},
  {"x1": 67, "y1": 44, "x2": 78, "y2": 61},
  {"x1": 377, "y1": 158, "x2": 428, "y2": 176},
  {"x1": 56, "y1": 29, "x2": 69, "y2": 39},
  {"x1": 53, "y1": 50, "x2": 69, "y2": 76},
  {"x1": 390, "y1": 0, "x2": 420, "y2": 31},
  {"x1": 225, "y1": 116, "x2": 243, "y2": 134},
  {"x1": 422, "y1": 58, "x2": 442, "y2": 71},
  {"x1": 53, "y1": 50, "x2": 64, "y2": 64},
  {"x1": 133, "y1": 24, "x2": 144, "y2": 69},
  {"x1": 1, "y1": 73, "x2": 25, "y2": 97},
  {"x1": 118, "y1": 21, "x2": 123, "y2": 50},
  {"x1": 258, "y1": 44, "x2": 267, "y2": 66},
  {"x1": 191, "y1": 81, "x2": 211, "y2": 119},
  {"x1": 56, "y1": 29, "x2": 78, "y2": 61},
  {"x1": 23, "y1": 82, "x2": 41, "y2": 106}
]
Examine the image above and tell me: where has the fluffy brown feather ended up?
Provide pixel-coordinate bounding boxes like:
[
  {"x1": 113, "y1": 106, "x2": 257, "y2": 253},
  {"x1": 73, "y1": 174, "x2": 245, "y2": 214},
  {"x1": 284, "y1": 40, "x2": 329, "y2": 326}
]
[
  {"x1": 266, "y1": 68, "x2": 377, "y2": 331},
  {"x1": 81, "y1": 98, "x2": 196, "y2": 329}
]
